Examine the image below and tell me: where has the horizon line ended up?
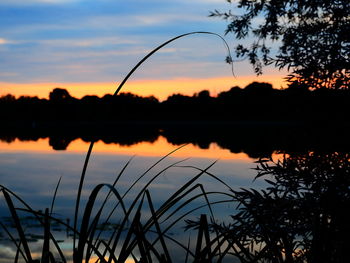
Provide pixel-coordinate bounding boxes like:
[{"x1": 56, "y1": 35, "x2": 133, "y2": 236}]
[{"x1": 0, "y1": 75, "x2": 287, "y2": 101}]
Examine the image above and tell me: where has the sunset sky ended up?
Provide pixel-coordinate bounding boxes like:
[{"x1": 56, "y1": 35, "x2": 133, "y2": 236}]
[{"x1": 0, "y1": 0, "x2": 288, "y2": 100}]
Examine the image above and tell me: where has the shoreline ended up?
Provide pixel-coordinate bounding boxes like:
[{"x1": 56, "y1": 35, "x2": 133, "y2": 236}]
[{"x1": 2, "y1": 120, "x2": 349, "y2": 156}]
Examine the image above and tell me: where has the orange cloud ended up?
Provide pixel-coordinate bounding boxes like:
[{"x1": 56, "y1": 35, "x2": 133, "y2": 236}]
[{"x1": 0, "y1": 75, "x2": 287, "y2": 101}]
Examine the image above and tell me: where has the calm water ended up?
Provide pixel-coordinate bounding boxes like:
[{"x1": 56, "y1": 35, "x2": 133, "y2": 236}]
[{"x1": 0, "y1": 136, "x2": 265, "y2": 262}]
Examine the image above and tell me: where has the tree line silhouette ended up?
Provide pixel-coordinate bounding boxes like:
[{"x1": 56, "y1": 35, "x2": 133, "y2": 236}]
[
  {"x1": 3, "y1": 122, "x2": 349, "y2": 157},
  {"x1": 1, "y1": 81, "x2": 349, "y2": 155},
  {"x1": 1, "y1": 81, "x2": 350, "y2": 122}
]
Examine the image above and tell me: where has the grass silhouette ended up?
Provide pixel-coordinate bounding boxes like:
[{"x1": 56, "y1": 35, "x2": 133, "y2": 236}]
[
  {"x1": 4, "y1": 30, "x2": 347, "y2": 263},
  {"x1": 0, "y1": 148, "x2": 236, "y2": 263},
  {"x1": 0, "y1": 32, "x2": 236, "y2": 263}
]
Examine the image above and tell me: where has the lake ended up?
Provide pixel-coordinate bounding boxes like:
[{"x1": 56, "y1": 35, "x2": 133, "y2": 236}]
[
  {"x1": 3, "y1": 119, "x2": 350, "y2": 262},
  {"x1": 0, "y1": 135, "x2": 267, "y2": 262}
]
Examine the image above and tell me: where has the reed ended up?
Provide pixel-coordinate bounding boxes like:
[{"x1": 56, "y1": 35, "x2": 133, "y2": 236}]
[
  {"x1": 0, "y1": 149, "x2": 235, "y2": 263},
  {"x1": 1, "y1": 29, "x2": 348, "y2": 263},
  {"x1": 0, "y1": 32, "x2": 236, "y2": 263}
]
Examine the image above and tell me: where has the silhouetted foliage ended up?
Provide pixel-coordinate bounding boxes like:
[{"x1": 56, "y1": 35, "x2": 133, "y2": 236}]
[
  {"x1": 49, "y1": 136, "x2": 74, "y2": 151},
  {"x1": 185, "y1": 152, "x2": 350, "y2": 262},
  {"x1": 1, "y1": 83, "x2": 350, "y2": 123},
  {"x1": 211, "y1": 0, "x2": 350, "y2": 90},
  {"x1": 196, "y1": 89, "x2": 210, "y2": 99},
  {"x1": 244, "y1": 82, "x2": 273, "y2": 95},
  {"x1": 217, "y1": 86, "x2": 242, "y2": 100},
  {"x1": 49, "y1": 88, "x2": 72, "y2": 102}
]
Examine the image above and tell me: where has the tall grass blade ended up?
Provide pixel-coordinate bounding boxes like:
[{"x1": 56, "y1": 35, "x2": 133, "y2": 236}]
[
  {"x1": 1, "y1": 185, "x2": 67, "y2": 262},
  {"x1": 1, "y1": 29, "x2": 236, "y2": 261},
  {"x1": 145, "y1": 190, "x2": 172, "y2": 263},
  {"x1": 78, "y1": 28, "x2": 233, "y2": 248},
  {"x1": 50, "y1": 176, "x2": 62, "y2": 216},
  {"x1": 93, "y1": 157, "x2": 134, "y2": 245},
  {"x1": 193, "y1": 214, "x2": 211, "y2": 262},
  {"x1": 89, "y1": 157, "x2": 134, "y2": 259},
  {"x1": 106, "y1": 159, "x2": 188, "y2": 260},
  {"x1": 133, "y1": 213, "x2": 152, "y2": 263},
  {"x1": 86, "y1": 148, "x2": 187, "y2": 261},
  {"x1": 71, "y1": 30, "x2": 233, "y2": 260},
  {"x1": 17, "y1": 208, "x2": 107, "y2": 263},
  {"x1": 154, "y1": 161, "x2": 217, "y2": 222},
  {"x1": 117, "y1": 197, "x2": 146, "y2": 263},
  {"x1": 113, "y1": 31, "x2": 234, "y2": 96},
  {"x1": 122, "y1": 163, "x2": 217, "y2": 261},
  {"x1": 75, "y1": 183, "x2": 127, "y2": 263},
  {"x1": 41, "y1": 208, "x2": 50, "y2": 263},
  {"x1": 185, "y1": 237, "x2": 191, "y2": 263},
  {"x1": 118, "y1": 196, "x2": 169, "y2": 263},
  {"x1": 122, "y1": 145, "x2": 188, "y2": 200},
  {"x1": 175, "y1": 165, "x2": 235, "y2": 192},
  {"x1": 162, "y1": 191, "x2": 233, "y2": 224},
  {"x1": 84, "y1": 179, "x2": 128, "y2": 263},
  {"x1": 73, "y1": 141, "x2": 94, "y2": 250},
  {"x1": 155, "y1": 184, "x2": 211, "y2": 226},
  {"x1": 199, "y1": 231, "x2": 232, "y2": 262},
  {"x1": 0, "y1": 222, "x2": 27, "y2": 262},
  {"x1": 194, "y1": 214, "x2": 204, "y2": 262},
  {"x1": 148, "y1": 229, "x2": 196, "y2": 259},
  {"x1": 2, "y1": 189, "x2": 32, "y2": 262},
  {"x1": 14, "y1": 240, "x2": 21, "y2": 263}
]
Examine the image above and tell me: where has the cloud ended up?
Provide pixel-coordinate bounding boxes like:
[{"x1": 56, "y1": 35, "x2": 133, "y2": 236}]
[
  {"x1": 132, "y1": 13, "x2": 207, "y2": 26},
  {"x1": 0, "y1": 0, "x2": 285, "y2": 85},
  {"x1": 0, "y1": 38, "x2": 15, "y2": 45},
  {"x1": 80, "y1": 13, "x2": 208, "y2": 31},
  {"x1": 0, "y1": 38, "x2": 20, "y2": 47},
  {"x1": 39, "y1": 37, "x2": 138, "y2": 47}
]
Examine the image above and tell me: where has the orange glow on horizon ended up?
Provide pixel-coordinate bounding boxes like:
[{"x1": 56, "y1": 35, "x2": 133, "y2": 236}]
[
  {"x1": 0, "y1": 136, "x2": 254, "y2": 161},
  {"x1": 0, "y1": 75, "x2": 287, "y2": 101}
]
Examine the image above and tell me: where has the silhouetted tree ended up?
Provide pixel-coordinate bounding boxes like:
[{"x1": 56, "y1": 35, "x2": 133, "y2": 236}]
[
  {"x1": 0, "y1": 94, "x2": 17, "y2": 120},
  {"x1": 196, "y1": 90, "x2": 210, "y2": 99},
  {"x1": 217, "y1": 86, "x2": 242, "y2": 100},
  {"x1": 49, "y1": 136, "x2": 73, "y2": 150},
  {"x1": 49, "y1": 88, "x2": 72, "y2": 102},
  {"x1": 211, "y1": 0, "x2": 350, "y2": 89},
  {"x1": 1, "y1": 84, "x2": 350, "y2": 122},
  {"x1": 244, "y1": 82, "x2": 273, "y2": 95},
  {"x1": 187, "y1": 152, "x2": 350, "y2": 262},
  {"x1": 0, "y1": 94, "x2": 16, "y2": 102}
]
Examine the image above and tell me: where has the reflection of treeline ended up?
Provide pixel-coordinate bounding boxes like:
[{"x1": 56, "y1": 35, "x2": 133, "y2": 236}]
[
  {"x1": 1, "y1": 122, "x2": 349, "y2": 158},
  {"x1": 1, "y1": 81, "x2": 350, "y2": 121}
]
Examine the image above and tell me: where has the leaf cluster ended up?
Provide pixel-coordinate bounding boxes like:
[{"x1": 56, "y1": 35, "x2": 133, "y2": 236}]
[
  {"x1": 207, "y1": 151, "x2": 350, "y2": 262},
  {"x1": 211, "y1": 0, "x2": 350, "y2": 89}
]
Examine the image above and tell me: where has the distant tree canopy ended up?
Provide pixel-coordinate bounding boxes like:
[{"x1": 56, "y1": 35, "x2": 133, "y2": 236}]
[
  {"x1": 1, "y1": 83, "x2": 350, "y2": 122},
  {"x1": 49, "y1": 88, "x2": 72, "y2": 101},
  {"x1": 211, "y1": 0, "x2": 350, "y2": 90}
]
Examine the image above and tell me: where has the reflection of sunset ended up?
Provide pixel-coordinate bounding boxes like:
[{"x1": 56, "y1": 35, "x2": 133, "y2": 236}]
[
  {"x1": 82, "y1": 257, "x2": 135, "y2": 263},
  {"x1": 0, "y1": 75, "x2": 286, "y2": 101},
  {"x1": 0, "y1": 136, "x2": 253, "y2": 161}
]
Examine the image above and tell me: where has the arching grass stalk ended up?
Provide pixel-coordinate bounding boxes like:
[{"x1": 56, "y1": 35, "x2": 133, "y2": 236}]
[
  {"x1": 0, "y1": 31, "x2": 236, "y2": 263},
  {"x1": 1, "y1": 152, "x2": 236, "y2": 262},
  {"x1": 73, "y1": 31, "x2": 234, "y2": 252}
]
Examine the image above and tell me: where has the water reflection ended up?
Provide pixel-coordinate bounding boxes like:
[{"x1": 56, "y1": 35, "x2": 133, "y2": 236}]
[
  {"x1": 1, "y1": 135, "x2": 349, "y2": 262},
  {"x1": 0, "y1": 136, "x2": 257, "y2": 161},
  {"x1": 2, "y1": 122, "x2": 349, "y2": 158},
  {"x1": 0, "y1": 138, "x2": 259, "y2": 262}
]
